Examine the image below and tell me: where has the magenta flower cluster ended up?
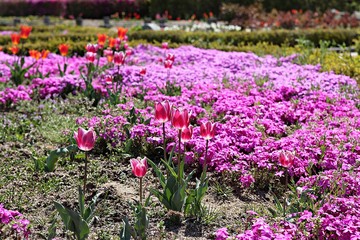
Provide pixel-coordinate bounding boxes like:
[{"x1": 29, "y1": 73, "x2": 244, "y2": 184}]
[{"x1": 0, "y1": 204, "x2": 31, "y2": 238}]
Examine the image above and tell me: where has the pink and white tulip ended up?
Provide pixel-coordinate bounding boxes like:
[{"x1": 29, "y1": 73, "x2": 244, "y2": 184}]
[
  {"x1": 74, "y1": 127, "x2": 96, "y2": 151},
  {"x1": 130, "y1": 157, "x2": 148, "y2": 178}
]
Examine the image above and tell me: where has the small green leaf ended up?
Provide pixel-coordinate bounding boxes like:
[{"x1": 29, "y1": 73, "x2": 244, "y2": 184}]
[{"x1": 45, "y1": 144, "x2": 78, "y2": 172}]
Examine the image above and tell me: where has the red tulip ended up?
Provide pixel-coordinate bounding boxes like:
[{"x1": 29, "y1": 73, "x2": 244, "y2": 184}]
[
  {"x1": 113, "y1": 51, "x2": 125, "y2": 65},
  {"x1": 171, "y1": 108, "x2": 190, "y2": 130},
  {"x1": 74, "y1": 127, "x2": 96, "y2": 151},
  {"x1": 117, "y1": 27, "x2": 128, "y2": 40},
  {"x1": 164, "y1": 60, "x2": 173, "y2": 69},
  {"x1": 108, "y1": 37, "x2": 116, "y2": 48},
  {"x1": 162, "y1": 42, "x2": 168, "y2": 49},
  {"x1": 85, "y1": 52, "x2": 96, "y2": 63},
  {"x1": 11, "y1": 33, "x2": 20, "y2": 45},
  {"x1": 200, "y1": 121, "x2": 216, "y2": 140},
  {"x1": 105, "y1": 75, "x2": 113, "y2": 85},
  {"x1": 279, "y1": 150, "x2": 295, "y2": 168},
  {"x1": 9, "y1": 45, "x2": 19, "y2": 55},
  {"x1": 41, "y1": 50, "x2": 50, "y2": 59},
  {"x1": 97, "y1": 33, "x2": 107, "y2": 47},
  {"x1": 181, "y1": 126, "x2": 193, "y2": 142},
  {"x1": 139, "y1": 67, "x2": 146, "y2": 76},
  {"x1": 155, "y1": 100, "x2": 171, "y2": 123},
  {"x1": 20, "y1": 25, "x2": 32, "y2": 39},
  {"x1": 166, "y1": 53, "x2": 175, "y2": 62},
  {"x1": 29, "y1": 49, "x2": 41, "y2": 60},
  {"x1": 85, "y1": 43, "x2": 98, "y2": 53},
  {"x1": 130, "y1": 157, "x2": 148, "y2": 178},
  {"x1": 58, "y1": 43, "x2": 69, "y2": 56}
]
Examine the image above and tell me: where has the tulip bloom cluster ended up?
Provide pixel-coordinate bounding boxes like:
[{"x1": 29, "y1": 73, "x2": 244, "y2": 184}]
[
  {"x1": 164, "y1": 53, "x2": 175, "y2": 69},
  {"x1": 29, "y1": 49, "x2": 49, "y2": 61},
  {"x1": 155, "y1": 100, "x2": 216, "y2": 174},
  {"x1": 85, "y1": 43, "x2": 98, "y2": 63},
  {"x1": 8, "y1": 25, "x2": 32, "y2": 56}
]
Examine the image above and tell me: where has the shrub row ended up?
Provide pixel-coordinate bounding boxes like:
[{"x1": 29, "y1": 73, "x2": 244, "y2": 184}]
[
  {"x1": 1, "y1": 26, "x2": 359, "y2": 48},
  {"x1": 128, "y1": 29, "x2": 360, "y2": 47}
]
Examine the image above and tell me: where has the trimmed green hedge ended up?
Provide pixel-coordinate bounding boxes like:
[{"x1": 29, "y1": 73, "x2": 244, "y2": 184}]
[
  {"x1": 1, "y1": 26, "x2": 359, "y2": 47},
  {"x1": 128, "y1": 29, "x2": 360, "y2": 47}
]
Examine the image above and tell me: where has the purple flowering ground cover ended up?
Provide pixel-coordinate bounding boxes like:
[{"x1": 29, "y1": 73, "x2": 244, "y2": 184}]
[{"x1": 1, "y1": 44, "x2": 360, "y2": 239}]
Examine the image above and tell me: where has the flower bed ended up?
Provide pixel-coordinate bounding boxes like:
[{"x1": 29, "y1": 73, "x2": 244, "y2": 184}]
[{"x1": 1, "y1": 38, "x2": 360, "y2": 238}]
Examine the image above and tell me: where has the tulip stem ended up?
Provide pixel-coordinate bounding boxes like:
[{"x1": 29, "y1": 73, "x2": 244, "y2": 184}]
[
  {"x1": 162, "y1": 122, "x2": 166, "y2": 161},
  {"x1": 203, "y1": 139, "x2": 209, "y2": 177},
  {"x1": 116, "y1": 65, "x2": 120, "y2": 93},
  {"x1": 83, "y1": 152, "x2": 88, "y2": 195},
  {"x1": 139, "y1": 177, "x2": 143, "y2": 205},
  {"x1": 178, "y1": 129, "x2": 182, "y2": 179},
  {"x1": 283, "y1": 170, "x2": 288, "y2": 218}
]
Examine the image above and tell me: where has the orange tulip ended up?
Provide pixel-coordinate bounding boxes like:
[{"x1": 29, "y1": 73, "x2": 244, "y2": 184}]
[
  {"x1": 117, "y1": 27, "x2": 128, "y2": 40},
  {"x1": 29, "y1": 50, "x2": 41, "y2": 60},
  {"x1": 58, "y1": 43, "x2": 69, "y2": 56},
  {"x1": 9, "y1": 45, "x2": 19, "y2": 55},
  {"x1": 97, "y1": 34, "x2": 107, "y2": 47},
  {"x1": 108, "y1": 37, "x2": 116, "y2": 48},
  {"x1": 41, "y1": 50, "x2": 50, "y2": 59},
  {"x1": 0, "y1": 46, "x2": 3, "y2": 51},
  {"x1": 11, "y1": 33, "x2": 21, "y2": 45},
  {"x1": 106, "y1": 55, "x2": 113, "y2": 63},
  {"x1": 20, "y1": 25, "x2": 32, "y2": 39}
]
